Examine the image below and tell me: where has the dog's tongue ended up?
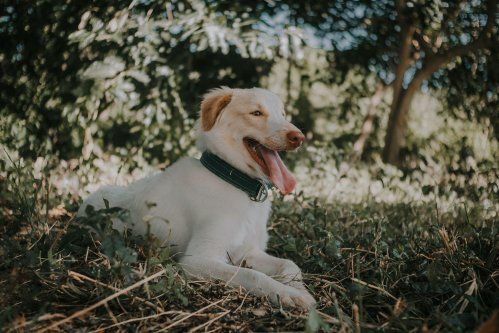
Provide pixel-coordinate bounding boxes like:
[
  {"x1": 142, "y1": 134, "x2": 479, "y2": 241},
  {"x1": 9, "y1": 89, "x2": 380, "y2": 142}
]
[{"x1": 258, "y1": 146, "x2": 296, "y2": 195}]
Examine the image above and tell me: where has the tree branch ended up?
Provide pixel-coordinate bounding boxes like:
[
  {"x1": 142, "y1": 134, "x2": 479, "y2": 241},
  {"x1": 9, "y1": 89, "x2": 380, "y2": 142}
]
[
  {"x1": 410, "y1": 0, "x2": 497, "y2": 89},
  {"x1": 353, "y1": 83, "x2": 387, "y2": 154},
  {"x1": 483, "y1": 0, "x2": 497, "y2": 36},
  {"x1": 391, "y1": 0, "x2": 418, "y2": 100},
  {"x1": 413, "y1": 30, "x2": 435, "y2": 55},
  {"x1": 395, "y1": 0, "x2": 406, "y2": 19},
  {"x1": 444, "y1": 0, "x2": 466, "y2": 22},
  {"x1": 391, "y1": 23, "x2": 416, "y2": 108}
]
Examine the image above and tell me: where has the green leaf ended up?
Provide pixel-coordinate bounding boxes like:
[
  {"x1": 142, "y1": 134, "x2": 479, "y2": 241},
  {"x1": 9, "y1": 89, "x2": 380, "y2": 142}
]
[{"x1": 82, "y1": 56, "x2": 125, "y2": 79}]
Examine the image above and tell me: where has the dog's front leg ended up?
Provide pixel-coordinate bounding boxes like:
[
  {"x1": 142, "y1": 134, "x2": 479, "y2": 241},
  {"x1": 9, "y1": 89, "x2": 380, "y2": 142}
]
[
  {"x1": 179, "y1": 255, "x2": 314, "y2": 309},
  {"x1": 242, "y1": 249, "x2": 316, "y2": 304}
]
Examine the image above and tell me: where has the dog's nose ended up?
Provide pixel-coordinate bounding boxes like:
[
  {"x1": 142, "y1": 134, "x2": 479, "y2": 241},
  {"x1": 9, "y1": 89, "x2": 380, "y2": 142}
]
[{"x1": 286, "y1": 130, "x2": 305, "y2": 148}]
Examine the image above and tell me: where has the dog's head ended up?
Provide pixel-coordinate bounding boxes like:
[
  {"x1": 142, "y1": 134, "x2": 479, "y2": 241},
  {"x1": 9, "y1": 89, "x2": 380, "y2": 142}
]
[{"x1": 196, "y1": 87, "x2": 304, "y2": 195}]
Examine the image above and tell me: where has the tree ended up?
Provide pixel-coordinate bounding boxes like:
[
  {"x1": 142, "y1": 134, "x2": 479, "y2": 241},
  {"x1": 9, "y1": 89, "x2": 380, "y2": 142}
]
[
  {"x1": 321, "y1": 0, "x2": 497, "y2": 165},
  {"x1": 1, "y1": 0, "x2": 496, "y2": 168},
  {"x1": 382, "y1": 0, "x2": 497, "y2": 164},
  {"x1": 0, "y1": 0, "x2": 291, "y2": 163}
]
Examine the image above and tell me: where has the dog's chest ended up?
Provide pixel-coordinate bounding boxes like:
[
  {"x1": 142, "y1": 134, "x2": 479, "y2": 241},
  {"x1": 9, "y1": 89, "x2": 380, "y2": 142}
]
[{"x1": 226, "y1": 201, "x2": 271, "y2": 259}]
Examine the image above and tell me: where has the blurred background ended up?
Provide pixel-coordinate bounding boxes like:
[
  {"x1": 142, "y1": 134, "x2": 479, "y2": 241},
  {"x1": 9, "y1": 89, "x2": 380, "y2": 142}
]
[
  {"x1": 0, "y1": 0, "x2": 497, "y2": 210},
  {"x1": 1, "y1": 1, "x2": 498, "y2": 330}
]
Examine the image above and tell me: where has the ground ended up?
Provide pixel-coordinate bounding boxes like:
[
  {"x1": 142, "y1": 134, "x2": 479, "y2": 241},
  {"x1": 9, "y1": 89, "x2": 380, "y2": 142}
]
[{"x1": 1, "y1": 165, "x2": 497, "y2": 332}]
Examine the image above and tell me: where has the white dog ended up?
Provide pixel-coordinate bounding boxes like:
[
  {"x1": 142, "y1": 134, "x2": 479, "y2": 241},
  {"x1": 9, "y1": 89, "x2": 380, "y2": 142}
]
[{"x1": 78, "y1": 87, "x2": 316, "y2": 309}]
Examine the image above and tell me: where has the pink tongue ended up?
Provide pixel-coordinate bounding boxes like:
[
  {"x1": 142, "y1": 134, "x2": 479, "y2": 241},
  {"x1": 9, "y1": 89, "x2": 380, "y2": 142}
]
[{"x1": 258, "y1": 147, "x2": 296, "y2": 195}]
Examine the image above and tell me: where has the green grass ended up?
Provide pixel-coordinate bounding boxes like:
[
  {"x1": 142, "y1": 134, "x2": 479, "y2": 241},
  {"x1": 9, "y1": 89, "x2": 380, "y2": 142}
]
[{"x1": 0, "y1": 164, "x2": 497, "y2": 332}]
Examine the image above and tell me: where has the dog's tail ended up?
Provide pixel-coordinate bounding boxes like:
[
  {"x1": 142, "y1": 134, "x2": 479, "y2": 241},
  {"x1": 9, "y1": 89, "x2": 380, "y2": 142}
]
[
  {"x1": 77, "y1": 185, "x2": 133, "y2": 232},
  {"x1": 77, "y1": 185, "x2": 131, "y2": 216}
]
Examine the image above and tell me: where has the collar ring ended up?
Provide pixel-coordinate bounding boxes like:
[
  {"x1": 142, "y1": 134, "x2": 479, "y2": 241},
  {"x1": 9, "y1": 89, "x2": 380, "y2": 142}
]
[{"x1": 250, "y1": 180, "x2": 269, "y2": 202}]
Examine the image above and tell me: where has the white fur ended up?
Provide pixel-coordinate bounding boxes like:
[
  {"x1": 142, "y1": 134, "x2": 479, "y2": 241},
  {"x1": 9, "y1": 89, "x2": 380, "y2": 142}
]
[{"x1": 78, "y1": 87, "x2": 315, "y2": 309}]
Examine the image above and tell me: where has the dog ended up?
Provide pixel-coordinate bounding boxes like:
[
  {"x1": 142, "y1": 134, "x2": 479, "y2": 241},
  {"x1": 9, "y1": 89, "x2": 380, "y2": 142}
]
[{"x1": 78, "y1": 87, "x2": 316, "y2": 309}]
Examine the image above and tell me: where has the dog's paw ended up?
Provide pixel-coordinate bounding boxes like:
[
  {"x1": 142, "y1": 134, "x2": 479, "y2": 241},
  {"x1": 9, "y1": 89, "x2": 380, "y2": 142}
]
[
  {"x1": 290, "y1": 288, "x2": 316, "y2": 309},
  {"x1": 287, "y1": 280, "x2": 308, "y2": 291},
  {"x1": 273, "y1": 287, "x2": 316, "y2": 310}
]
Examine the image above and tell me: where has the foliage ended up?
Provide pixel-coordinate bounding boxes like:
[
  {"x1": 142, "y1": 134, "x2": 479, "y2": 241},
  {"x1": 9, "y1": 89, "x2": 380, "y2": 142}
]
[
  {"x1": 329, "y1": 0, "x2": 498, "y2": 116},
  {"x1": 0, "y1": 0, "x2": 283, "y2": 165},
  {"x1": 2, "y1": 1, "x2": 496, "y2": 166}
]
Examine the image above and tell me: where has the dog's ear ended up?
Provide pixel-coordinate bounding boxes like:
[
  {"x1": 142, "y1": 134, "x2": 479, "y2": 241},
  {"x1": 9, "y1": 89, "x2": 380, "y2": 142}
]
[{"x1": 201, "y1": 88, "x2": 232, "y2": 131}]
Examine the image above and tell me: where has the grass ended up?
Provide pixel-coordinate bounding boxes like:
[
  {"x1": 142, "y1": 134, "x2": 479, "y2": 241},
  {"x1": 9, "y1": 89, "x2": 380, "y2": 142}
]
[{"x1": 0, "y1": 161, "x2": 497, "y2": 332}]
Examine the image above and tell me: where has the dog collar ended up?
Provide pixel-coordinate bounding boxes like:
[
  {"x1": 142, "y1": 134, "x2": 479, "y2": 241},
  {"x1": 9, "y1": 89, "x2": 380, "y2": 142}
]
[{"x1": 200, "y1": 151, "x2": 270, "y2": 202}]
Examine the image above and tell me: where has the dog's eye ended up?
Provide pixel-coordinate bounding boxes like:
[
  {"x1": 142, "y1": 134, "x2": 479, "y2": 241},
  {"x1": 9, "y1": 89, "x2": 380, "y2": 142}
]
[{"x1": 250, "y1": 110, "x2": 263, "y2": 116}]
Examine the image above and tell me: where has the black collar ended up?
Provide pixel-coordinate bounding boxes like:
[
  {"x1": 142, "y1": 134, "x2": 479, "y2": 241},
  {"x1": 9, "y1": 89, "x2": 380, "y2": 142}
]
[{"x1": 200, "y1": 151, "x2": 270, "y2": 202}]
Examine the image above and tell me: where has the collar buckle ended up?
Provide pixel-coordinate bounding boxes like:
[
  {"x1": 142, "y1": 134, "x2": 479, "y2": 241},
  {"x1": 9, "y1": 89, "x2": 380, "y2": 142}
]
[{"x1": 250, "y1": 180, "x2": 269, "y2": 202}]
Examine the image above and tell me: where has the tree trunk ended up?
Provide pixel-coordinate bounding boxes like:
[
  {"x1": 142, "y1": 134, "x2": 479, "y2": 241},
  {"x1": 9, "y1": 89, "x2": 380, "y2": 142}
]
[
  {"x1": 381, "y1": 15, "x2": 415, "y2": 165},
  {"x1": 382, "y1": 97, "x2": 408, "y2": 165},
  {"x1": 382, "y1": 83, "x2": 419, "y2": 165},
  {"x1": 353, "y1": 83, "x2": 386, "y2": 155}
]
